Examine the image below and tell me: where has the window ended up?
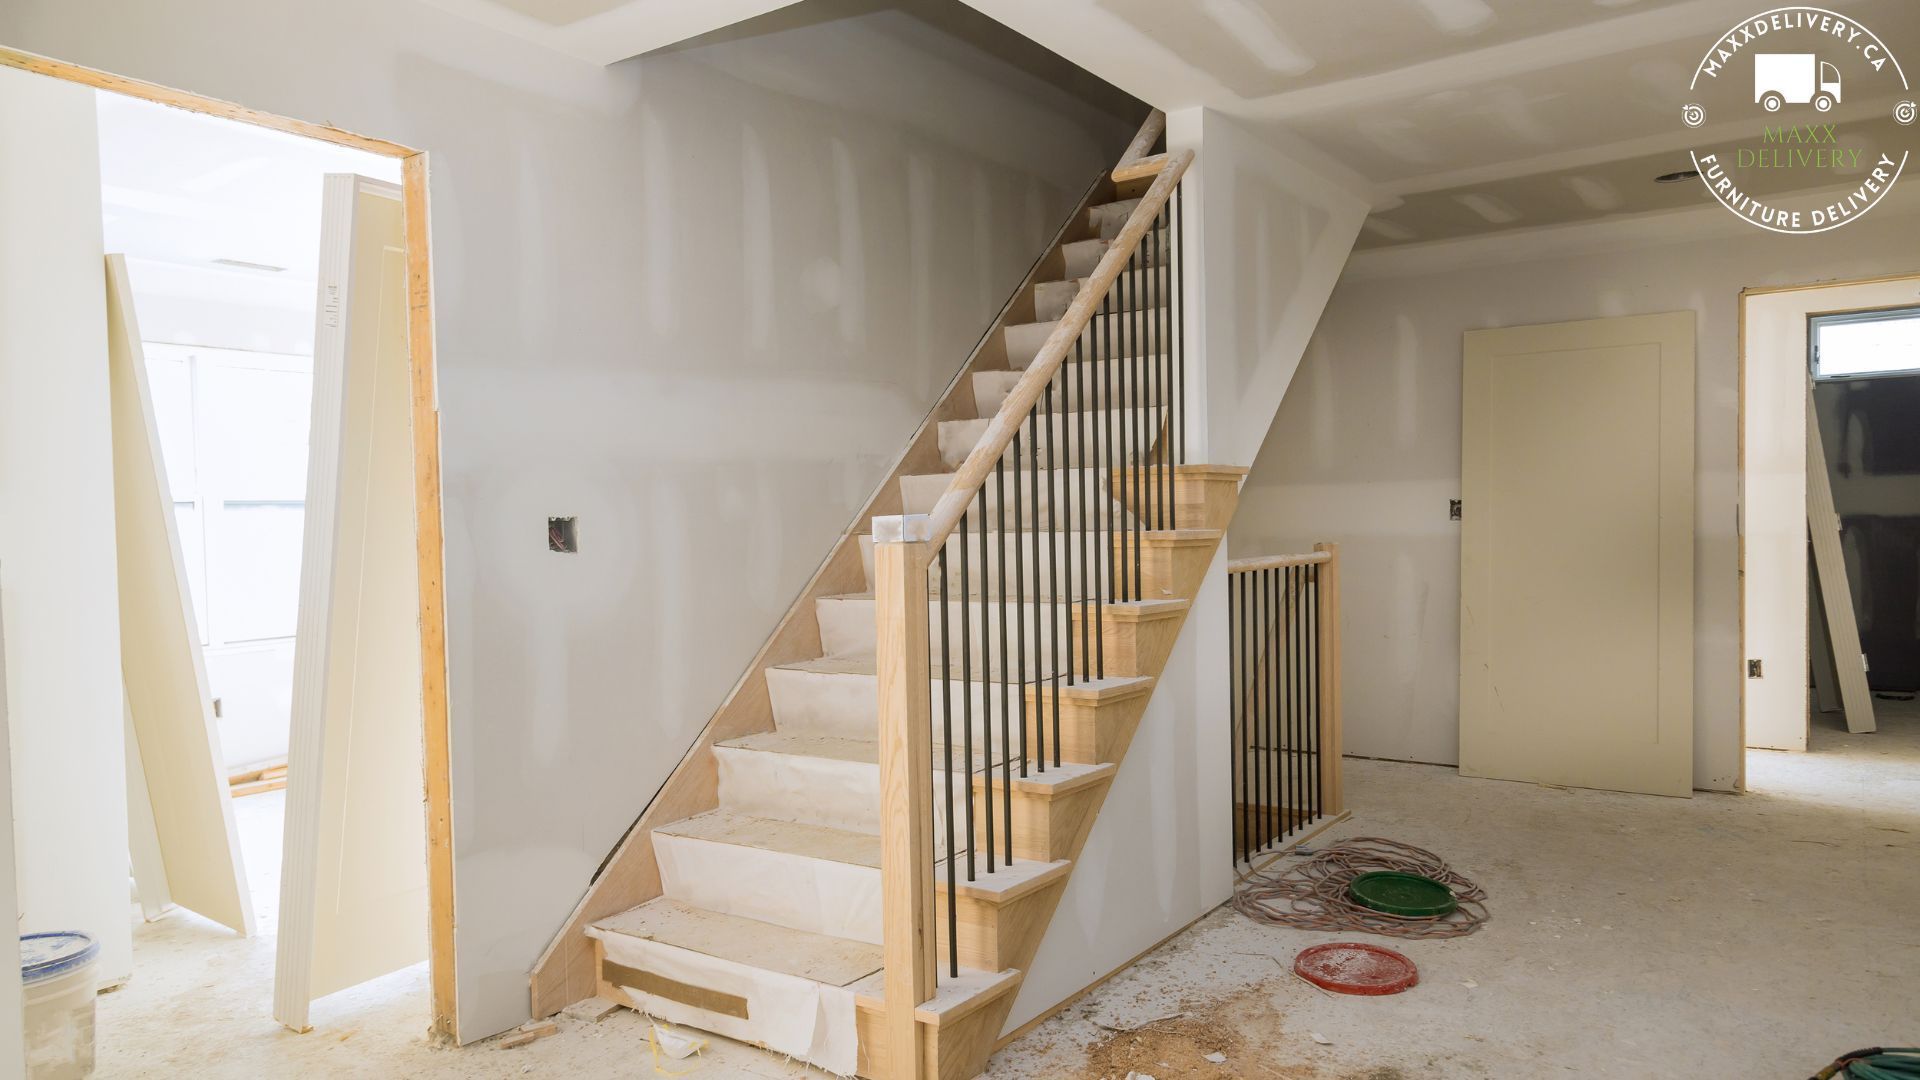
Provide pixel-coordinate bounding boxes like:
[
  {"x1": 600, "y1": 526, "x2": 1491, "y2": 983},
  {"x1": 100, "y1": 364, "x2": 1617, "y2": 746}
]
[
  {"x1": 1810, "y1": 306, "x2": 1920, "y2": 381},
  {"x1": 143, "y1": 342, "x2": 312, "y2": 649}
]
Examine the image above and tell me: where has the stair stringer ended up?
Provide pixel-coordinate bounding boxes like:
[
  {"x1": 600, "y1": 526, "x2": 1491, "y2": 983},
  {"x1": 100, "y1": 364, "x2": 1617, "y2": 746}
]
[{"x1": 527, "y1": 167, "x2": 1125, "y2": 1020}]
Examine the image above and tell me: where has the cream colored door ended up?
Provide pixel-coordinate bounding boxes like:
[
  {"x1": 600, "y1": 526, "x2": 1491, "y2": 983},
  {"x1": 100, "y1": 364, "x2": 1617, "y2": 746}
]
[
  {"x1": 107, "y1": 256, "x2": 257, "y2": 936},
  {"x1": 1460, "y1": 313, "x2": 1695, "y2": 798},
  {"x1": 274, "y1": 176, "x2": 425, "y2": 1031}
]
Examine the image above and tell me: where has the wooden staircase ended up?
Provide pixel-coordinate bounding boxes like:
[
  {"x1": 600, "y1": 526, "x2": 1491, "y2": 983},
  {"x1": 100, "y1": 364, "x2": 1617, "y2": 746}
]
[{"x1": 530, "y1": 112, "x2": 1244, "y2": 1078}]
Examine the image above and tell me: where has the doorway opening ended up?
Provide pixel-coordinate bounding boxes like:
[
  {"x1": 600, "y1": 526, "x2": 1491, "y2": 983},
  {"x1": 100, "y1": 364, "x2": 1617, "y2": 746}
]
[
  {"x1": 0, "y1": 44, "x2": 456, "y2": 1050},
  {"x1": 1740, "y1": 275, "x2": 1920, "y2": 781},
  {"x1": 1808, "y1": 305, "x2": 1920, "y2": 741}
]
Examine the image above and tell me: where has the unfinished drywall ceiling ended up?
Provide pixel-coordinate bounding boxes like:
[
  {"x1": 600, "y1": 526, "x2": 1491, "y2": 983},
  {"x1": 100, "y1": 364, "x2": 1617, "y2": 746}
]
[
  {"x1": 954, "y1": 0, "x2": 1920, "y2": 247},
  {"x1": 1229, "y1": 204, "x2": 1920, "y2": 792},
  {"x1": 0, "y1": 0, "x2": 1139, "y2": 1041}
]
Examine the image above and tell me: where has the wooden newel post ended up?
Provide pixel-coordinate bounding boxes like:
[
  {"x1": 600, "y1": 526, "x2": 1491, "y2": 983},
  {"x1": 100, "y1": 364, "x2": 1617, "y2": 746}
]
[
  {"x1": 1313, "y1": 542, "x2": 1343, "y2": 815},
  {"x1": 872, "y1": 514, "x2": 936, "y2": 1080}
]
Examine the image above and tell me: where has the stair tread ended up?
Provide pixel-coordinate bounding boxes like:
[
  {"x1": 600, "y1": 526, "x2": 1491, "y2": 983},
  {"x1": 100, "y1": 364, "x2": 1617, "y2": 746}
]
[
  {"x1": 593, "y1": 898, "x2": 881, "y2": 986},
  {"x1": 771, "y1": 655, "x2": 1158, "y2": 697},
  {"x1": 723, "y1": 726, "x2": 1117, "y2": 787},
  {"x1": 657, "y1": 809, "x2": 882, "y2": 868}
]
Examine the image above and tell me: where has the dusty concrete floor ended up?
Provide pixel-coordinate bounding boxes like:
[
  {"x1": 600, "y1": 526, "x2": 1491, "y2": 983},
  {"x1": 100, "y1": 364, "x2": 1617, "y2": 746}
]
[{"x1": 93, "y1": 702, "x2": 1920, "y2": 1078}]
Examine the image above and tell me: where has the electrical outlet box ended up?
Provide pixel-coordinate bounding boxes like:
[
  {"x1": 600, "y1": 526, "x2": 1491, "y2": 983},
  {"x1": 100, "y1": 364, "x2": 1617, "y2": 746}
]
[
  {"x1": 548, "y1": 516, "x2": 578, "y2": 553},
  {"x1": 1449, "y1": 500, "x2": 1462, "y2": 521},
  {"x1": 1747, "y1": 659, "x2": 1763, "y2": 678}
]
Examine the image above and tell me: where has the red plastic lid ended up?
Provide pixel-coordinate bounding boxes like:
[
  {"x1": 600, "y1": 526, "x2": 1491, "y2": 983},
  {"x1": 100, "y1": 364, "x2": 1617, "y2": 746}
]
[{"x1": 1292, "y1": 942, "x2": 1419, "y2": 996}]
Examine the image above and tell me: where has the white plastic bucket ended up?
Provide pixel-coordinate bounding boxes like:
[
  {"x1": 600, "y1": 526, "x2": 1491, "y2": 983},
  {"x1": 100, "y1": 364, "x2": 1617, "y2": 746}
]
[{"x1": 20, "y1": 931, "x2": 99, "y2": 1079}]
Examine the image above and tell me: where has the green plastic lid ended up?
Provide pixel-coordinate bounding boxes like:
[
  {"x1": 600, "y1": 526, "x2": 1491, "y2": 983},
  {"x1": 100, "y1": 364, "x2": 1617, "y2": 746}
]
[{"x1": 1347, "y1": 871, "x2": 1457, "y2": 918}]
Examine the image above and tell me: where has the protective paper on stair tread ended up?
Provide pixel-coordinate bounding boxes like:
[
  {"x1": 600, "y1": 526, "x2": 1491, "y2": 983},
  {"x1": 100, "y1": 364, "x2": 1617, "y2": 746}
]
[
  {"x1": 593, "y1": 899, "x2": 881, "y2": 985},
  {"x1": 597, "y1": 925, "x2": 860, "y2": 1076},
  {"x1": 654, "y1": 823, "x2": 885, "y2": 944}
]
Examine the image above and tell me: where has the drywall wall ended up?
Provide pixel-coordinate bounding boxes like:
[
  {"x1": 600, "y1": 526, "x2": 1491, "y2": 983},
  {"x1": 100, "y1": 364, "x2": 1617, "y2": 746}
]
[
  {"x1": 1233, "y1": 203, "x2": 1920, "y2": 791},
  {"x1": 1813, "y1": 377, "x2": 1920, "y2": 691},
  {"x1": 0, "y1": 65, "x2": 133, "y2": 982},
  {"x1": 0, "y1": 584, "x2": 23, "y2": 1078},
  {"x1": 1174, "y1": 109, "x2": 1373, "y2": 467},
  {"x1": 0, "y1": 0, "x2": 1137, "y2": 1038},
  {"x1": 1009, "y1": 107, "x2": 1368, "y2": 1034}
]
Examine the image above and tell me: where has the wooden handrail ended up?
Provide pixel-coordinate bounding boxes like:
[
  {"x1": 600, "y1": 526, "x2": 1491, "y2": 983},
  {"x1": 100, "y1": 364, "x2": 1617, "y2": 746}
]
[
  {"x1": 1113, "y1": 110, "x2": 1165, "y2": 179},
  {"x1": 1228, "y1": 550, "x2": 1333, "y2": 573},
  {"x1": 922, "y1": 143, "x2": 1191, "y2": 550}
]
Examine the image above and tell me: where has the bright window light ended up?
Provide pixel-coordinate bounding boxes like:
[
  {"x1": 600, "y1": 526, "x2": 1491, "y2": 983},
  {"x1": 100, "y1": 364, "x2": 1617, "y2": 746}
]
[{"x1": 1811, "y1": 306, "x2": 1920, "y2": 380}]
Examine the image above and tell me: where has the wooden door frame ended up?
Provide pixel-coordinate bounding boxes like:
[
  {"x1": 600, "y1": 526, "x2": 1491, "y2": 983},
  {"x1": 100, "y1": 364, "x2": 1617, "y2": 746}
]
[
  {"x1": 0, "y1": 44, "x2": 458, "y2": 1041},
  {"x1": 1737, "y1": 270, "x2": 1920, "y2": 783}
]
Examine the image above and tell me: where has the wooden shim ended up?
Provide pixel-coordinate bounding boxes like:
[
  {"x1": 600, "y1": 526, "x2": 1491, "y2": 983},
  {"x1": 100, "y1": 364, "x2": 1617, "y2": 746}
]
[
  {"x1": 105, "y1": 254, "x2": 255, "y2": 937},
  {"x1": 1805, "y1": 388, "x2": 1875, "y2": 734}
]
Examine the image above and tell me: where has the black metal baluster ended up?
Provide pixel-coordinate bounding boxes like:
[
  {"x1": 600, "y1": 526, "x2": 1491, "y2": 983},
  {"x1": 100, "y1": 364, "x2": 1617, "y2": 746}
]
[
  {"x1": 1309, "y1": 563, "x2": 1320, "y2": 821},
  {"x1": 1030, "y1": 403, "x2": 1045, "y2": 776},
  {"x1": 994, "y1": 465, "x2": 1011, "y2": 865},
  {"x1": 1173, "y1": 187, "x2": 1185, "y2": 526},
  {"x1": 1012, "y1": 435, "x2": 1027, "y2": 781},
  {"x1": 1159, "y1": 205, "x2": 1173, "y2": 528},
  {"x1": 1266, "y1": 569, "x2": 1278, "y2": 852},
  {"x1": 1103, "y1": 285, "x2": 1118, "y2": 606},
  {"x1": 938, "y1": 547, "x2": 957, "y2": 977},
  {"x1": 1080, "y1": 322, "x2": 1100, "y2": 683},
  {"x1": 1236, "y1": 571, "x2": 1249, "y2": 861},
  {"x1": 959, "y1": 514, "x2": 975, "y2": 884},
  {"x1": 1121, "y1": 244, "x2": 1136, "y2": 595},
  {"x1": 976, "y1": 489, "x2": 994, "y2": 875},
  {"x1": 1147, "y1": 207, "x2": 1162, "y2": 530},
  {"x1": 1046, "y1": 375, "x2": 1063, "y2": 769},
  {"x1": 1291, "y1": 566, "x2": 1302, "y2": 838}
]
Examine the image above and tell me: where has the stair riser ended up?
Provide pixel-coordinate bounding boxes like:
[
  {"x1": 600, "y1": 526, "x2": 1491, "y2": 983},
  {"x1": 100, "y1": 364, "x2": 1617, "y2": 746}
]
[
  {"x1": 1032, "y1": 268, "x2": 1159, "y2": 322},
  {"x1": 1004, "y1": 312, "x2": 1172, "y2": 370},
  {"x1": 967, "y1": 372, "x2": 1128, "y2": 418},
  {"x1": 653, "y1": 831, "x2": 884, "y2": 945},
  {"x1": 937, "y1": 408, "x2": 1165, "y2": 471},
  {"x1": 860, "y1": 523, "x2": 1142, "y2": 601},
  {"x1": 1061, "y1": 228, "x2": 1170, "y2": 279},
  {"x1": 715, "y1": 746, "x2": 993, "y2": 859},
  {"x1": 897, "y1": 470, "x2": 1138, "y2": 528},
  {"x1": 593, "y1": 936, "x2": 861, "y2": 1076},
  {"x1": 817, "y1": 596, "x2": 1079, "y2": 676},
  {"x1": 767, "y1": 664, "x2": 1046, "y2": 746}
]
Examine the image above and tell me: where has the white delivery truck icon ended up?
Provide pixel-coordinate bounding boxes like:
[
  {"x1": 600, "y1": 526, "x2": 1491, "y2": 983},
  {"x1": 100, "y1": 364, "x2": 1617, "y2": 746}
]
[{"x1": 1754, "y1": 53, "x2": 1842, "y2": 112}]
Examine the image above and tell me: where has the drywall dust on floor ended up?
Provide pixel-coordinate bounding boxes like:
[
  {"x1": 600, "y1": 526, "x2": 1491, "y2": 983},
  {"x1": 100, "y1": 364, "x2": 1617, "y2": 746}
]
[
  {"x1": 989, "y1": 702, "x2": 1920, "y2": 1079},
  {"x1": 88, "y1": 702, "x2": 1919, "y2": 1078}
]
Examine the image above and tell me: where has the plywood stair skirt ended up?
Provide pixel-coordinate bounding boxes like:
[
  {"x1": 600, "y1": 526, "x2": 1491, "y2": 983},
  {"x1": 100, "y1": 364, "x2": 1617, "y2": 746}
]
[{"x1": 531, "y1": 113, "x2": 1239, "y2": 1079}]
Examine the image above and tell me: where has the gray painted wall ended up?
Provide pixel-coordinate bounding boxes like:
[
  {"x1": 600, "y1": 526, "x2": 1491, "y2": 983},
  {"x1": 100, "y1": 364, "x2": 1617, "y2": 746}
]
[
  {"x1": 0, "y1": 0, "x2": 1137, "y2": 1038},
  {"x1": 1232, "y1": 210, "x2": 1920, "y2": 793}
]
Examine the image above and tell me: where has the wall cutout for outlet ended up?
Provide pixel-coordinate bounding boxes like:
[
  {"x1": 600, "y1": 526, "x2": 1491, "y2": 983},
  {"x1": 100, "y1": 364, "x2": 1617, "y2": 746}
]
[{"x1": 548, "y1": 517, "x2": 578, "y2": 554}]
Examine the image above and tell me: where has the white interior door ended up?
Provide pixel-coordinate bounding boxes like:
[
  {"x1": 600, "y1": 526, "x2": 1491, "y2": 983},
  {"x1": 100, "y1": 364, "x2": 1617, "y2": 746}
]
[
  {"x1": 1460, "y1": 313, "x2": 1695, "y2": 798},
  {"x1": 274, "y1": 175, "x2": 425, "y2": 1031},
  {"x1": 107, "y1": 254, "x2": 256, "y2": 936}
]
